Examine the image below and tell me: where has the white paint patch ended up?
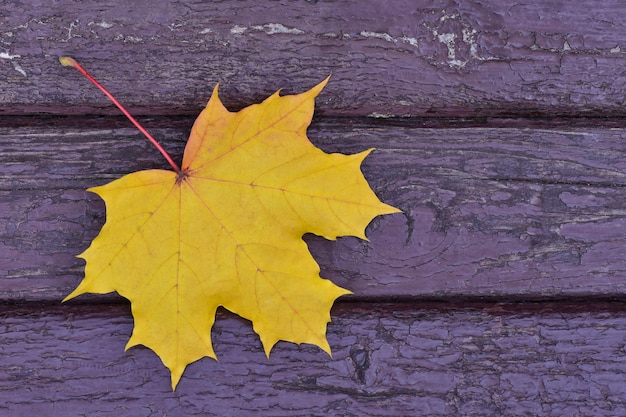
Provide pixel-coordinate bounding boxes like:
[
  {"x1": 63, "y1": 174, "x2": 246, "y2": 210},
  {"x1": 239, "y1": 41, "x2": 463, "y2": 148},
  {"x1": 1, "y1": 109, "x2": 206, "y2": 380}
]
[
  {"x1": 12, "y1": 62, "x2": 26, "y2": 77},
  {"x1": 400, "y1": 36, "x2": 419, "y2": 48},
  {"x1": 1, "y1": 52, "x2": 26, "y2": 76},
  {"x1": 462, "y1": 27, "x2": 481, "y2": 60},
  {"x1": 252, "y1": 23, "x2": 304, "y2": 35},
  {"x1": 361, "y1": 31, "x2": 421, "y2": 50},
  {"x1": 360, "y1": 31, "x2": 395, "y2": 43},
  {"x1": 437, "y1": 32, "x2": 466, "y2": 69},
  {"x1": 63, "y1": 20, "x2": 79, "y2": 42},
  {"x1": 230, "y1": 25, "x2": 247, "y2": 34},
  {"x1": 367, "y1": 112, "x2": 393, "y2": 118},
  {"x1": 113, "y1": 34, "x2": 143, "y2": 43},
  {"x1": 199, "y1": 28, "x2": 213, "y2": 34},
  {"x1": 440, "y1": 11, "x2": 460, "y2": 22},
  {"x1": 437, "y1": 32, "x2": 455, "y2": 44},
  {"x1": 611, "y1": 45, "x2": 621, "y2": 53},
  {"x1": 462, "y1": 28, "x2": 476, "y2": 44},
  {"x1": 0, "y1": 52, "x2": 20, "y2": 60},
  {"x1": 563, "y1": 40, "x2": 571, "y2": 51},
  {"x1": 96, "y1": 21, "x2": 114, "y2": 29},
  {"x1": 431, "y1": 11, "x2": 498, "y2": 69}
]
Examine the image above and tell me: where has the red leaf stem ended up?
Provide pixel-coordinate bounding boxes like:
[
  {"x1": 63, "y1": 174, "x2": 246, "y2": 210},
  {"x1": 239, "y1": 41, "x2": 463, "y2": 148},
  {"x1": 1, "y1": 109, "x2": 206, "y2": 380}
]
[{"x1": 60, "y1": 56, "x2": 181, "y2": 173}]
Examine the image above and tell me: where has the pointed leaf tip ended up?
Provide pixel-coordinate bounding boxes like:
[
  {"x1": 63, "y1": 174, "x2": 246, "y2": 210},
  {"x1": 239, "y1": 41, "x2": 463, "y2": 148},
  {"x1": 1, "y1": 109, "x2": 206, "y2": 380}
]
[{"x1": 310, "y1": 74, "x2": 331, "y2": 97}]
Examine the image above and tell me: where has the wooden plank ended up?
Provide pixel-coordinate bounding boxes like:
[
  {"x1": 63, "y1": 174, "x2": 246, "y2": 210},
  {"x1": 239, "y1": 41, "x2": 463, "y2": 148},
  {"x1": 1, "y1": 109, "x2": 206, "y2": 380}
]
[
  {"x1": 1, "y1": 119, "x2": 624, "y2": 301},
  {"x1": 2, "y1": 301, "x2": 626, "y2": 416},
  {"x1": 2, "y1": 0, "x2": 626, "y2": 117}
]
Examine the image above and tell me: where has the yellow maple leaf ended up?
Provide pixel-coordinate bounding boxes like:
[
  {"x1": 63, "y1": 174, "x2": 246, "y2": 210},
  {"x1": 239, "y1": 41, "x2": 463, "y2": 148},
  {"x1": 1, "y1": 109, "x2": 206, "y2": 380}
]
[{"x1": 61, "y1": 58, "x2": 399, "y2": 389}]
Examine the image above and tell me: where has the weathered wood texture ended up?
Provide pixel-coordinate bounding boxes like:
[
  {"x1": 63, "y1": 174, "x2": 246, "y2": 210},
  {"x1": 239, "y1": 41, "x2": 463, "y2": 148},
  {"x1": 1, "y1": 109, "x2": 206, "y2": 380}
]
[
  {"x1": 3, "y1": 302, "x2": 626, "y2": 417},
  {"x1": 1, "y1": 120, "x2": 624, "y2": 301},
  {"x1": 2, "y1": 0, "x2": 626, "y2": 414},
  {"x1": 3, "y1": 0, "x2": 626, "y2": 117}
]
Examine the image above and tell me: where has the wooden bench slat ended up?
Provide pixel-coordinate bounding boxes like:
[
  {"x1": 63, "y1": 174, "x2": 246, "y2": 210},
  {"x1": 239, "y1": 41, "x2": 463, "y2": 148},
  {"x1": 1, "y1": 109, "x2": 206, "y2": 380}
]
[
  {"x1": 2, "y1": 0, "x2": 626, "y2": 117},
  {"x1": 1, "y1": 121, "x2": 624, "y2": 301},
  {"x1": 2, "y1": 302, "x2": 626, "y2": 416},
  {"x1": 3, "y1": 0, "x2": 625, "y2": 412}
]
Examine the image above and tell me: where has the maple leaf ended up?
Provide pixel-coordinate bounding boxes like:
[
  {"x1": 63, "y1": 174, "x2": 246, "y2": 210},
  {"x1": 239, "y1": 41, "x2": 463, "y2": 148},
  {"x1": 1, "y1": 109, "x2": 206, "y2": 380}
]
[{"x1": 61, "y1": 57, "x2": 399, "y2": 389}]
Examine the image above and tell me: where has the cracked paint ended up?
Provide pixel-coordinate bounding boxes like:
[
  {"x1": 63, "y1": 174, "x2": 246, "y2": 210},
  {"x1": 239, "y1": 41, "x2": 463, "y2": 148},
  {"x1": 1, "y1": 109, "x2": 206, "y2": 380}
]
[
  {"x1": 62, "y1": 20, "x2": 80, "y2": 42},
  {"x1": 360, "y1": 31, "x2": 420, "y2": 50},
  {"x1": 113, "y1": 34, "x2": 143, "y2": 43},
  {"x1": 0, "y1": 52, "x2": 19, "y2": 60},
  {"x1": 436, "y1": 32, "x2": 465, "y2": 69},
  {"x1": 230, "y1": 23, "x2": 305, "y2": 35},
  {"x1": 11, "y1": 63, "x2": 26, "y2": 77},
  {"x1": 428, "y1": 10, "x2": 497, "y2": 69},
  {"x1": 360, "y1": 31, "x2": 394, "y2": 43},
  {"x1": 0, "y1": 51, "x2": 26, "y2": 77},
  {"x1": 230, "y1": 25, "x2": 247, "y2": 35},
  {"x1": 360, "y1": 21, "x2": 494, "y2": 70},
  {"x1": 251, "y1": 23, "x2": 304, "y2": 35},
  {"x1": 88, "y1": 21, "x2": 114, "y2": 29}
]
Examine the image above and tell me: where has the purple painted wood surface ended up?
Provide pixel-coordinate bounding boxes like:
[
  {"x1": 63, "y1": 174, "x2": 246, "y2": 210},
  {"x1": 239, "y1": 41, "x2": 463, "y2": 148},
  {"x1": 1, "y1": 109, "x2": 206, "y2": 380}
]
[
  {"x1": 2, "y1": 302, "x2": 626, "y2": 416},
  {"x1": 0, "y1": 119, "x2": 624, "y2": 301},
  {"x1": 2, "y1": 0, "x2": 626, "y2": 117},
  {"x1": 2, "y1": 0, "x2": 626, "y2": 413}
]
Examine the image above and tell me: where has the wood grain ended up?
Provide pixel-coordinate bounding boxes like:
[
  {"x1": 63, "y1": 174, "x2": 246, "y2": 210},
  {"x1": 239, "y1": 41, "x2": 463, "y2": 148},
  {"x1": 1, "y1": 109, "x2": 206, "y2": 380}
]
[
  {"x1": 1, "y1": 119, "x2": 624, "y2": 302},
  {"x1": 2, "y1": 0, "x2": 626, "y2": 117},
  {"x1": 2, "y1": 1, "x2": 626, "y2": 412},
  {"x1": 2, "y1": 302, "x2": 626, "y2": 416}
]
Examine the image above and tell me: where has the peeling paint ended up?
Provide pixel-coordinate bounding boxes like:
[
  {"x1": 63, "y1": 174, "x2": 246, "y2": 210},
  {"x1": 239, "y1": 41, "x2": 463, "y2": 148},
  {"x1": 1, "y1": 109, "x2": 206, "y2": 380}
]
[
  {"x1": 463, "y1": 28, "x2": 480, "y2": 60},
  {"x1": 440, "y1": 10, "x2": 461, "y2": 23},
  {"x1": 0, "y1": 51, "x2": 26, "y2": 77},
  {"x1": 360, "y1": 21, "x2": 495, "y2": 70},
  {"x1": 62, "y1": 20, "x2": 80, "y2": 42},
  {"x1": 0, "y1": 52, "x2": 19, "y2": 60},
  {"x1": 360, "y1": 31, "x2": 420, "y2": 50},
  {"x1": 12, "y1": 62, "x2": 26, "y2": 77},
  {"x1": 367, "y1": 112, "x2": 393, "y2": 118},
  {"x1": 113, "y1": 34, "x2": 144, "y2": 43},
  {"x1": 400, "y1": 36, "x2": 419, "y2": 48},
  {"x1": 611, "y1": 45, "x2": 621, "y2": 53},
  {"x1": 462, "y1": 28, "x2": 476, "y2": 44},
  {"x1": 437, "y1": 32, "x2": 466, "y2": 69},
  {"x1": 251, "y1": 23, "x2": 304, "y2": 35},
  {"x1": 360, "y1": 31, "x2": 394, "y2": 43},
  {"x1": 320, "y1": 32, "x2": 352, "y2": 39},
  {"x1": 94, "y1": 21, "x2": 114, "y2": 29},
  {"x1": 230, "y1": 25, "x2": 247, "y2": 35},
  {"x1": 199, "y1": 28, "x2": 213, "y2": 34},
  {"x1": 428, "y1": 10, "x2": 497, "y2": 69}
]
